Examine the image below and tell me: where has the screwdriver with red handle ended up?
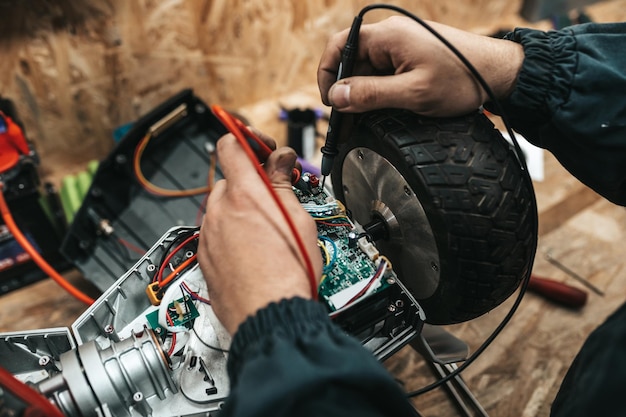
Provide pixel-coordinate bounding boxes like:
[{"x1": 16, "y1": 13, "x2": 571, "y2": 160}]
[{"x1": 528, "y1": 274, "x2": 588, "y2": 308}]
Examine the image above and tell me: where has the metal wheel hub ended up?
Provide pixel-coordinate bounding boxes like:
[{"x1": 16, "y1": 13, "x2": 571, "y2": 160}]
[{"x1": 341, "y1": 147, "x2": 440, "y2": 299}]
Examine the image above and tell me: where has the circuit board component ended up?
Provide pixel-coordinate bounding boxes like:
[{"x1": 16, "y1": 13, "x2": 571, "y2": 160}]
[
  {"x1": 146, "y1": 296, "x2": 199, "y2": 334},
  {"x1": 295, "y1": 177, "x2": 390, "y2": 311}
]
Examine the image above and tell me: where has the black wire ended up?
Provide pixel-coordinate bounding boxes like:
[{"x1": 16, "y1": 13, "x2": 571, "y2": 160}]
[
  {"x1": 354, "y1": 4, "x2": 539, "y2": 398},
  {"x1": 192, "y1": 326, "x2": 229, "y2": 353},
  {"x1": 157, "y1": 227, "x2": 200, "y2": 271}
]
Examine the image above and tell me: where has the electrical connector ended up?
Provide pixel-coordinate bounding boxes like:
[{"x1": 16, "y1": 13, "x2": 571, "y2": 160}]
[
  {"x1": 146, "y1": 283, "x2": 163, "y2": 306},
  {"x1": 357, "y1": 237, "x2": 379, "y2": 262}
]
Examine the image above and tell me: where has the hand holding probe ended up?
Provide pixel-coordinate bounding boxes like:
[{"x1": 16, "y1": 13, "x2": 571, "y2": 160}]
[
  {"x1": 319, "y1": 15, "x2": 364, "y2": 187},
  {"x1": 210, "y1": 104, "x2": 318, "y2": 299},
  {"x1": 212, "y1": 105, "x2": 273, "y2": 161},
  {"x1": 211, "y1": 105, "x2": 302, "y2": 185}
]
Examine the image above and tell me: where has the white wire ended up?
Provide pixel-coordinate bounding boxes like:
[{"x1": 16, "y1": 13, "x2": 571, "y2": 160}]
[
  {"x1": 301, "y1": 201, "x2": 340, "y2": 214},
  {"x1": 364, "y1": 260, "x2": 387, "y2": 296},
  {"x1": 328, "y1": 258, "x2": 388, "y2": 318}
]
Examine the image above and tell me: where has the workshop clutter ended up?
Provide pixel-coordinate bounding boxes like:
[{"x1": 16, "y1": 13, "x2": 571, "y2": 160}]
[{"x1": 0, "y1": 97, "x2": 70, "y2": 294}]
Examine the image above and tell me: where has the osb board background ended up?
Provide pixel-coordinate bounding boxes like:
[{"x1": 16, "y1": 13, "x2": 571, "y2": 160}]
[{"x1": 0, "y1": 0, "x2": 623, "y2": 184}]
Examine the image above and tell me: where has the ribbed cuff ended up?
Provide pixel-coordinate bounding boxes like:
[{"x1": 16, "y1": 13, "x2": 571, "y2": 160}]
[
  {"x1": 227, "y1": 297, "x2": 334, "y2": 384},
  {"x1": 487, "y1": 27, "x2": 577, "y2": 124}
]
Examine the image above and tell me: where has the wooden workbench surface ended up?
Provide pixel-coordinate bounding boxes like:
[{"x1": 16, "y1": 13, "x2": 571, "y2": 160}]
[
  {"x1": 1, "y1": 144, "x2": 624, "y2": 417},
  {"x1": 400, "y1": 152, "x2": 626, "y2": 416}
]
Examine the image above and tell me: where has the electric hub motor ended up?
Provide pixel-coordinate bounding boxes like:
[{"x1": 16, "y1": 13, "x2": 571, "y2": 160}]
[{"x1": 332, "y1": 109, "x2": 537, "y2": 324}]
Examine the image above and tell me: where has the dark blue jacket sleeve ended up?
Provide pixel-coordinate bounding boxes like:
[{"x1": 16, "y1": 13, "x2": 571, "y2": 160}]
[
  {"x1": 220, "y1": 298, "x2": 420, "y2": 417},
  {"x1": 495, "y1": 23, "x2": 626, "y2": 417},
  {"x1": 494, "y1": 23, "x2": 626, "y2": 205}
]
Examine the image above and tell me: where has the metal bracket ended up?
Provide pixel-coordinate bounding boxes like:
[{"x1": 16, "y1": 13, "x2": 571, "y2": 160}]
[{"x1": 411, "y1": 324, "x2": 489, "y2": 417}]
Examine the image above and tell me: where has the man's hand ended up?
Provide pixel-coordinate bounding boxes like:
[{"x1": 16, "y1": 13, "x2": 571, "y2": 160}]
[
  {"x1": 318, "y1": 16, "x2": 524, "y2": 117},
  {"x1": 197, "y1": 132, "x2": 322, "y2": 335}
]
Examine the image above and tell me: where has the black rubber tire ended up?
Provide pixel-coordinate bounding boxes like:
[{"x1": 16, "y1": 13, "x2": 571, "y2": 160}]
[{"x1": 331, "y1": 109, "x2": 537, "y2": 325}]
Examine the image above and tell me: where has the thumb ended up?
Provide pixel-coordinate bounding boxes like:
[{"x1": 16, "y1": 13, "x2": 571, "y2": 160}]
[
  {"x1": 328, "y1": 73, "x2": 421, "y2": 113},
  {"x1": 264, "y1": 147, "x2": 298, "y2": 190}
]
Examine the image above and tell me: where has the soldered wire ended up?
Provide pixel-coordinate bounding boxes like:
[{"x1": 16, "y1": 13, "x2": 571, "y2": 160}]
[
  {"x1": 167, "y1": 314, "x2": 177, "y2": 356},
  {"x1": 346, "y1": 258, "x2": 387, "y2": 305},
  {"x1": 319, "y1": 274, "x2": 328, "y2": 286},
  {"x1": 302, "y1": 201, "x2": 341, "y2": 214},
  {"x1": 318, "y1": 239, "x2": 332, "y2": 268},
  {"x1": 312, "y1": 214, "x2": 350, "y2": 221},
  {"x1": 306, "y1": 200, "x2": 350, "y2": 226},
  {"x1": 159, "y1": 277, "x2": 193, "y2": 333}
]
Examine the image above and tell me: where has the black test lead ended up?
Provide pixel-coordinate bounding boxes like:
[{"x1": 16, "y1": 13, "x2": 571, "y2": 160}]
[{"x1": 320, "y1": 15, "x2": 363, "y2": 188}]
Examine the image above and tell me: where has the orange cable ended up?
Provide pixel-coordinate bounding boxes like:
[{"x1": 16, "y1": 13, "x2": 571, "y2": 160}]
[
  {"x1": 0, "y1": 183, "x2": 94, "y2": 305},
  {"x1": 159, "y1": 254, "x2": 198, "y2": 288},
  {"x1": 133, "y1": 133, "x2": 211, "y2": 197}
]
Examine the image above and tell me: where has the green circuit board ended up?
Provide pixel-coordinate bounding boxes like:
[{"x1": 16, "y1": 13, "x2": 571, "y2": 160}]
[
  {"x1": 295, "y1": 179, "x2": 389, "y2": 311},
  {"x1": 146, "y1": 296, "x2": 199, "y2": 334}
]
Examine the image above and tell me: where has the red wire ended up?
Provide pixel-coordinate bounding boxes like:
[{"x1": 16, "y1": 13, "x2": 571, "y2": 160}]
[
  {"x1": 0, "y1": 366, "x2": 65, "y2": 417},
  {"x1": 211, "y1": 106, "x2": 318, "y2": 300},
  {"x1": 156, "y1": 234, "x2": 199, "y2": 284},
  {"x1": 166, "y1": 314, "x2": 177, "y2": 356},
  {"x1": 0, "y1": 183, "x2": 95, "y2": 305},
  {"x1": 181, "y1": 281, "x2": 211, "y2": 304},
  {"x1": 344, "y1": 261, "x2": 386, "y2": 306},
  {"x1": 118, "y1": 238, "x2": 146, "y2": 255},
  {"x1": 316, "y1": 221, "x2": 353, "y2": 228}
]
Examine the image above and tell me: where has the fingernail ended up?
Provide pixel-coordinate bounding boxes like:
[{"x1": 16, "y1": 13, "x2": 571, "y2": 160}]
[{"x1": 330, "y1": 83, "x2": 350, "y2": 109}]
